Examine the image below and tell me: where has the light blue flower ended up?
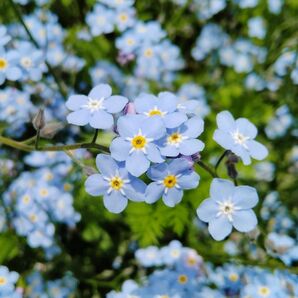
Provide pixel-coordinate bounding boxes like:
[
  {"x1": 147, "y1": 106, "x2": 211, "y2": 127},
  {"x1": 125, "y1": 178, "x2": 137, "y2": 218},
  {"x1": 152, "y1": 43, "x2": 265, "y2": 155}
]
[
  {"x1": 213, "y1": 111, "x2": 268, "y2": 165},
  {"x1": 197, "y1": 178, "x2": 258, "y2": 240},
  {"x1": 85, "y1": 154, "x2": 146, "y2": 213},
  {"x1": 110, "y1": 114, "x2": 165, "y2": 176},
  {"x1": 145, "y1": 158, "x2": 200, "y2": 207},
  {"x1": 0, "y1": 26, "x2": 11, "y2": 47},
  {"x1": 248, "y1": 17, "x2": 266, "y2": 39},
  {"x1": 134, "y1": 92, "x2": 187, "y2": 129},
  {"x1": 115, "y1": 7, "x2": 136, "y2": 31},
  {"x1": 135, "y1": 246, "x2": 162, "y2": 267},
  {"x1": 0, "y1": 48, "x2": 21, "y2": 85},
  {"x1": 268, "y1": 0, "x2": 283, "y2": 14},
  {"x1": 66, "y1": 84, "x2": 128, "y2": 129},
  {"x1": 86, "y1": 4, "x2": 115, "y2": 36},
  {"x1": 158, "y1": 117, "x2": 205, "y2": 157},
  {"x1": 0, "y1": 266, "x2": 19, "y2": 296},
  {"x1": 101, "y1": 0, "x2": 135, "y2": 9}
]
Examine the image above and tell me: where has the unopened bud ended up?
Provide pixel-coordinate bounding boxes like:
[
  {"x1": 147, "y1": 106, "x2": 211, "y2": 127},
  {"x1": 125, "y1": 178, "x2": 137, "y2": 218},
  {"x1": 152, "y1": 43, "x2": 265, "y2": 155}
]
[
  {"x1": 32, "y1": 109, "x2": 45, "y2": 130},
  {"x1": 124, "y1": 102, "x2": 136, "y2": 115},
  {"x1": 40, "y1": 122, "x2": 64, "y2": 139},
  {"x1": 227, "y1": 163, "x2": 238, "y2": 179},
  {"x1": 191, "y1": 152, "x2": 201, "y2": 163}
]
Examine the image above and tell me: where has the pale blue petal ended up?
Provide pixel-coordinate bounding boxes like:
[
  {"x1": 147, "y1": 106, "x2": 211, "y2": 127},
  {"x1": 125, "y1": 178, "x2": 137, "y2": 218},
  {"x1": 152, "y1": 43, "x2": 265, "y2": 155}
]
[
  {"x1": 85, "y1": 174, "x2": 108, "y2": 196},
  {"x1": 210, "y1": 178, "x2": 234, "y2": 202},
  {"x1": 232, "y1": 210, "x2": 257, "y2": 232},
  {"x1": 213, "y1": 130, "x2": 234, "y2": 149},
  {"x1": 246, "y1": 140, "x2": 268, "y2": 160},
  {"x1": 178, "y1": 171, "x2": 199, "y2": 189},
  {"x1": 158, "y1": 92, "x2": 178, "y2": 113},
  {"x1": 147, "y1": 163, "x2": 168, "y2": 181},
  {"x1": 232, "y1": 145, "x2": 251, "y2": 165},
  {"x1": 208, "y1": 216, "x2": 232, "y2": 241},
  {"x1": 180, "y1": 139, "x2": 205, "y2": 156},
  {"x1": 168, "y1": 158, "x2": 191, "y2": 175},
  {"x1": 96, "y1": 154, "x2": 118, "y2": 176},
  {"x1": 105, "y1": 95, "x2": 128, "y2": 113},
  {"x1": 183, "y1": 117, "x2": 204, "y2": 138},
  {"x1": 162, "y1": 188, "x2": 183, "y2": 207},
  {"x1": 134, "y1": 93, "x2": 157, "y2": 113},
  {"x1": 66, "y1": 95, "x2": 88, "y2": 111},
  {"x1": 146, "y1": 143, "x2": 164, "y2": 163},
  {"x1": 67, "y1": 109, "x2": 90, "y2": 126},
  {"x1": 110, "y1": 137, "x2": 130, "y2": 161},
  {"x1": 164, "y1": 112, "x2": 187, "y2": 128},
  {"x1": 235, "y1": 118, "x2": 257, "y2": 138},
  {"x1": 126, "y1": 151, "x2": 150, "y2": 177},
  {"x1": 125, "y1": 177, "x2": 146, "y2": 202},
  {"x1": 160, "y1": 144, "x2": 179, "y2": 157},
  {"x1": 117, "y1": 115, "x2": 144, "y2": 137},
  {"x1": 197, "y1": 198, "x2": 218, "y2": 222},
  {"x1": 89, "y1": 110, "x2": 114, "y2": 129},
  {"x1": 88, "y1": 84, "x2": 112, "y2": 99},
  {"x1": 141, "y1": 117, "x2": 165, "y2": 139},
  {"x1": 6, "y1": 66, "x2": 21, "y2": 80},
  {"x1": 103, "y1": 191, "x2": 127, "y2": 213},
  {"x1": 232, "y1": 186, "x2": 259, "y2": 209},
  {"x1": 145, "y1": 182, "x2": 164, "y2": 204},
  {"x1": 216, "y1": 111, "x2": 235, "y2": 132}
]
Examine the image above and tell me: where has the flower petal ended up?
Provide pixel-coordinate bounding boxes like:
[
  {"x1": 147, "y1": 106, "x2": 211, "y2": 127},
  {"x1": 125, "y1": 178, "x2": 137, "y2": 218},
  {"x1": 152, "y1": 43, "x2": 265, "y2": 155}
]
[
  {"x1": 178, "y1": 171, "x2": 200, "y2": 189},
  {"x1": 233, "y1": 186, "x2": 259, "y2": 209},
  {"x1": 89, "y1": 110, "x2": 114, "y2": 129},
  {"x1": 110, "y1": 137, "x2": 130, "y2": 161},
  {"x1": 103, "y1": 192, "x2": 127, "y2": 213},
  {"x1": 197, "y1": 198, "x2": 218, "y2": 222},
  {"x1": 125, "y1": 177, "x2": 146, "y2": 202},
  {"x1": 96, "y1": 154, "x2": 118, "y2": 176},
  {"x1": 246, "y1": 140, "x2": 268, "y2": 160},
  {"x1": 126, "y1": 151, "x2": 150, "y2": 177},
  {"x1": 208, "y1": 216, "x2": 232, "y2": 241},
  {"x1": 67, "y1": 109, "x2": 90, "y2": 126},
  {"x1": 162, "y1": 188, "x2": 183, "y2": 207},
  {"x1": 213, "y1": 130, "x2": 234, "y2": 150},
  {"x1": 146, "y1": 143, "x2": 164, "y2": 163},
  {"x1": 85, "y1": 174, "x2": 108, "y2": 196},
  {"x1": 232, "y1": 210, "x2": 257, "y2": 232},
  {"x1": 66, "y1": 95, "x2": 88, "y2": 111},
  {"x1": 88, "y1": 84, "x2": 112, "y2": 99},
  {"x1": 183, "y1": 117, "x2": 204, "y2": 138},
  {"x1": 145, "y1": 182, "x2": 164, "y2": 204},
  {"x1": 210, "y1": 178, "x2": 234, "y2": 202},
  {"x1": 179, "y1": 139, "x2": 205, "y2": 156},
  {"x1": 168, "y1": 158, "x2": 191, "y2": 174},
  {"x1": 164, "y1": 112, "x2": 187, "y2": 128},
  {"x1": 105, "y1": 95, "x2": 128, "y2": 113},
  {"x1": 216, "y1": 111, "x2": 235, "y2": 132},
  {"x1": 235, "y1": 118, "x2": 257, "y2": 138}
]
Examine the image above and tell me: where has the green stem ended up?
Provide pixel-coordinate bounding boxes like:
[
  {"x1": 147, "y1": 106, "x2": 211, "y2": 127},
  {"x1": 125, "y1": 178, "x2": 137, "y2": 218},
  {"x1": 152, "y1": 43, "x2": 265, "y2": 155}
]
[
  {"x1": 215, "y1": 150, "x2": 230, "y2": 170},
  {"x1": 196, "y1": 160, "x2": 218, "y2": 178},
  {"x1": 0, "y1": 135, "x2": 109, "y2": 153},
  {"x1": 35, "y1": 130, "x2": 40, "y2": 150},
  {"x1": 22, "y1": 135, "x2": 37, "y2": 144},
  {"x1": 91, "y1": 129, "x2": 99, "y2": 144},
  {"x1": 8, "y1": 0, "x2": 67, "y2": 99}
]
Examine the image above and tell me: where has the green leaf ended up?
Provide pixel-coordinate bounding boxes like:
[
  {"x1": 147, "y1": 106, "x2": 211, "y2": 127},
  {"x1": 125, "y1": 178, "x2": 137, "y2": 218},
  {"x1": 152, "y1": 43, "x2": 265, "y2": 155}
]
[{"x1": 0, "y1": 233, "x2": 20, "y2": 263}]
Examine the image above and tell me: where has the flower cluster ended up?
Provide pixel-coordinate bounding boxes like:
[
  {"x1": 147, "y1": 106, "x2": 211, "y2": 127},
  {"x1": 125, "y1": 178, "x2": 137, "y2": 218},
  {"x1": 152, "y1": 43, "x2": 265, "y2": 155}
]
[
  {"x1": 108, "y1": 240, "x2": 298, "y2": 298},
  {"x1": 0, "y1": 266, "x2": 20, "y2": 298}
]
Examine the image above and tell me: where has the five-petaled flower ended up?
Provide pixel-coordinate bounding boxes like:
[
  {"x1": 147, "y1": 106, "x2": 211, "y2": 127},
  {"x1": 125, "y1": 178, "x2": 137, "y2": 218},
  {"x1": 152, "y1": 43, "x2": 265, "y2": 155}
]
[
  {"x1": 66, "y1": 83, "x2": 128, "y2": 130},
  {"x1": 197, "y1": 178, "x2": 258, "y2": 241},
  {"x1": 213, "y1": 111, "x2": 268, "y2": 165},
  {"x1": 145, "y1": 158, "x2": 200, "y2": 207},
  {"x1": 85, "y1": 154, "x2": 146, "y2": 213},
  {"x1": 110, "y1": 114, "x2": 165, "y2": 177}
]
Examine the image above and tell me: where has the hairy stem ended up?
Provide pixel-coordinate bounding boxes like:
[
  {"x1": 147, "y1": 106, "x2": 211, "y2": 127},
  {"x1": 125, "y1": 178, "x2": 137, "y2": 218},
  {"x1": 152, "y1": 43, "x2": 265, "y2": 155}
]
[{"x1": 196, "y1": 160, "x2": 218, "y2": 178}]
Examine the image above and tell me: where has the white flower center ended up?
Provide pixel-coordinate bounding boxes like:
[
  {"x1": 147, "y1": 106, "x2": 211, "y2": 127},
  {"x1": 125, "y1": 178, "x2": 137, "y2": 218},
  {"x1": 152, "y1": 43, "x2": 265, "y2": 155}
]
[
  {"x1": 82, "y1": 97, "x2": 105, "y2": 113},
  {"x1": 21, "y1": 57, "x2": 33, "y2": 68},
  {"x1": 231, "y1": 130, "x2": 249, "y2": 147},
  {"x1": 216, "y1": 199, "x2": 239, "y2": 222}
]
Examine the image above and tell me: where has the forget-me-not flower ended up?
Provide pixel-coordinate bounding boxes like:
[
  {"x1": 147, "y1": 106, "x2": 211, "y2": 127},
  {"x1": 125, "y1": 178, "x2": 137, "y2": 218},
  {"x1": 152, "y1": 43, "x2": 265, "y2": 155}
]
[
  {"x1": 0, "y1": 48, "x2": 21, "y2": 85},
  {"x1": 158, "y1": 117, "x2": 205, "y2": 157},
  {"x1": 110, "y1": 114, "x2": 165, "y2": 177},
  {"x1": 134, "y1": 92, "x2": 187, "y2": 129},
  {"x1": 66, "y1": 84, "x2": 128, "y2": 129},
  {"x1": 145, "y1": 158, "x2": 200, "y2": 207},
  {"x1": 197, "y1": 178, "x2": 258, "y2": 240},
  {"x1": 0, "y1": 266, "x2": 19, "y2": 296},
  {"x1": 213, "y1": 111, "x2": 268, "y2": 165},
  {"x1": 85, "y1": 154, "x2": 146, "y2": 213}
]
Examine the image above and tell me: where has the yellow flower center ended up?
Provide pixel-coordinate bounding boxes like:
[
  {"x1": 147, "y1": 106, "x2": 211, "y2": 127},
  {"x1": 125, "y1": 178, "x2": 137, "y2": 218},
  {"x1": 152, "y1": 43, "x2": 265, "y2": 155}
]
[
  {"x1": 144, "y1": 48, "x2": 153, "y2": 58},
  {"x1": 22, "y1": 195, "x2": 31, "y2": 204},
  {"x1": 0, "y1": 58, "x2": 8, "y2": 70},
  {"x1": 30, "y1": 214, "x2": 37, "y2": 222},
  {"x1": 167, "y1": 132, "x2": 182, "y2": 145},
  {"x1": 178, "y1": 274, "x2": 188, "y2": 284},
  {"x1": 126, "y1": 38, "x2": 135, "y2": 46},
  {"x1": 187, "y1": 256, "x2": 197, "y2": 266},
  {"x1": 148, "y1": 109, "x2": 162, "y2": 116},
  {"x1": 39, "y1": 188, "x2": 49, "y2": 197},
  {"x1": 119, "y1": 13, "x2": 128, "y2": 22},
  {"x1": 163, "y1": 175, "x2": 177, "y2": 188},
  {"x1": 0, "y1": 277, "x2": 7, "y2": 286},
  {"x1": 229, "y1": 273, "x2": 239, "y2": 282},
  {"x1": 131, "y1": 135, "x2": 147, "y2": 149},
  {"x1": 110, "y1": 176, "x2": 124, "y2": 190},
  {"x1": 258, "y1": 286, "x2": 270, "y2": 296}
]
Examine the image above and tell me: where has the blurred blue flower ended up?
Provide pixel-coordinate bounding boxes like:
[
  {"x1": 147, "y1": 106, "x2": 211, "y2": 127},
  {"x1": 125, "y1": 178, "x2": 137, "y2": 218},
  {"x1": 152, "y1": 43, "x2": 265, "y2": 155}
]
[
  {"x1": 145, "y1": 158, "x2": 199, "y2": 207},
  {"x1": 158, "y1": 117, "x2": 205, "y2": 157},
  {"x1": 213, "y1": 111, "x2": 268, "y2": 165},
  {"x1": 0, "y1": 25, "x2": 11, "y2": 46},
  {"x1": 197, "y1": 178, "x2": 258, "y2": 240},
  {"x1": 85, "y1": 154, "x2": 146, "y2": 213},
  {"x1": 0, "y1": 48, "x2": 21, "y2": 85},
  {"x1": 110, "y1": 114, "x2": 165, "y2": 176},
  {"x1": 248, "y1": 17, "x2": 266, "y2": 39},
  {"x1": 66, "y1": 84, "x2": 128, "y2": 129},
  {"x1": 0, "y1": 266, "x2": 19, "y2": 296}
]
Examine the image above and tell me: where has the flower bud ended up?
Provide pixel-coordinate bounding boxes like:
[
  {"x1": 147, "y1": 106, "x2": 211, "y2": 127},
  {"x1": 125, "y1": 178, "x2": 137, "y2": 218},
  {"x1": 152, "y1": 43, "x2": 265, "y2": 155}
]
[
  {"x1": 40, "y1": 122, "x2": 64, "y2": 139},
  {"x1": 32, "y1": 109, "x2": 45, "y2": 130}
]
